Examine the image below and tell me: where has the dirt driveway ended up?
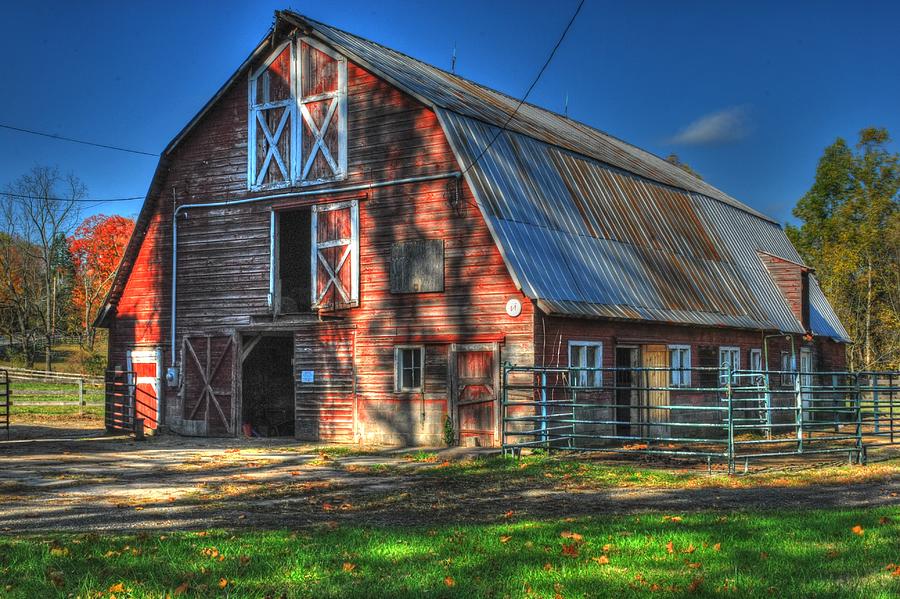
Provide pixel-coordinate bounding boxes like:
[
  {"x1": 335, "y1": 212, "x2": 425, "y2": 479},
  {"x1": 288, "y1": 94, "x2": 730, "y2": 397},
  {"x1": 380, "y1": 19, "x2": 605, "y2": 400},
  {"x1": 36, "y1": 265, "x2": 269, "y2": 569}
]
[{"x1": 1, "y1": 430, "x2": 898, "y2": 533}]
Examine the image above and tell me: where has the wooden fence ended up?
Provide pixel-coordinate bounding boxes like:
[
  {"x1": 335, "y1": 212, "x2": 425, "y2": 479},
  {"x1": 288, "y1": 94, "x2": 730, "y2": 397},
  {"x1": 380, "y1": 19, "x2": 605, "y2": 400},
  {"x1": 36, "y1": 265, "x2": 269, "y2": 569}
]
[{"x1": 5, "y1": 367, "x2": 104, "y2": 410}]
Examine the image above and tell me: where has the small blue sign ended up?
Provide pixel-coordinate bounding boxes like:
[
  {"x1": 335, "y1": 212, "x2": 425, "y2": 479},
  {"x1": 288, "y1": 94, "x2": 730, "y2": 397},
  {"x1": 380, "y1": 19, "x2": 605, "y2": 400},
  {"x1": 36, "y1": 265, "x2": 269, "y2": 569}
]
[{"x1": 300, "y1": 370, "x2": 315, "y2": 383}]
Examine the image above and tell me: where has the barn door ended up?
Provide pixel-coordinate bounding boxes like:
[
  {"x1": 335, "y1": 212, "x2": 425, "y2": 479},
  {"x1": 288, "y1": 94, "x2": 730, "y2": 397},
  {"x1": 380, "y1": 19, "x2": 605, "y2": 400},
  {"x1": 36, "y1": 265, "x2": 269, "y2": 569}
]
[
  {"x1": 249, "y1": 41, "x2": 296, "y2": 189},
  {"x1": 126, "y1": 348, "x2": 161, "y2": 432},
  {"x1": 311, "y1": 201, "x2": 359, "y2": 310},
  {"x1": 298, "y1": 37, "x2": 347, "y2": 183},
  {"x1": 182, "y1": 334, "x2": 237, "y2": 436},
  {"x1": 642, "y1": 344, "x2": 670, "y2": 438},
  {"x1": 453, "y1": 345, "x2": 498, "y2": 447}
]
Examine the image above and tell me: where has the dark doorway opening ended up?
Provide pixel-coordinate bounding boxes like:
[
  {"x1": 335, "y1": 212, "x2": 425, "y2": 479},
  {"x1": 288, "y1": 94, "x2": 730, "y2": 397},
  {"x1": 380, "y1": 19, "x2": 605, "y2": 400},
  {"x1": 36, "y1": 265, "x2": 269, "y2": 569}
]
[
  {"x1": 277, "y1": 208, "x2": 312, "y2": 313},
  {"x1": 241, "y1": 335, "x2": 295, "y2": 437},
  {"x1": 615, "y1": 347, "x2": 639, "y2": 437}
]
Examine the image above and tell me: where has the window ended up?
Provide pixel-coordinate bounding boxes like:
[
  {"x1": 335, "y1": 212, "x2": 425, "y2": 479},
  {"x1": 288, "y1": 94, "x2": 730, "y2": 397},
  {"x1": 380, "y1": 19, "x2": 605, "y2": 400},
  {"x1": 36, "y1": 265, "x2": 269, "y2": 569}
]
[
  {"x1": 569, "y1": 341, "x2": 602, "y2": 387},
  {"x1": 719, "y1": 346, "x2": 740, "y2": 382},
  {"x1": 249, "y1": 38, "x2": 347, "y2": 190},
  {"x1": 749, "y1": 348, "x2": 763, "y2": 372},
  {"x1": 311, "y1": 200, "x2": 359, "y2": 310},
  {"x1": 395, "y1": 346, "x2": 424, "y2": 392},
  {"x1": 781, "y1": 352, "x2": 796, "y2": 387},
  {"x1": 668, "y1": 345, "x2": 691, "y2": 387},
  {"x1": 390, "y1": 239, "x2": 444, "y2": 293}
]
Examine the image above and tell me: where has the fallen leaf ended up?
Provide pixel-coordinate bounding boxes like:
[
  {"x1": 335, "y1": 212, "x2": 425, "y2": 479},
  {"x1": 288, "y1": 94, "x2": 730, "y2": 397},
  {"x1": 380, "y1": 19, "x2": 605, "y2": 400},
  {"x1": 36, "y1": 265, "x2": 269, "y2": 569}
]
[
  {"x1": 49, "y1": 547, "x2": 69, "y2": 557},
  {"x1": 713, "y1": 543, "x2": 721, "y2": 552},
  {"x1": 687, "y1": 577, "x2": 703, "y2": 593},
  {"x1": 108, "y1": 583, "x2": 125, "y2": 593},
  {"x1": 878, "y1": 516, "x2": 891, "y2": 525},
  {"x1": 543, "y1": 563, "x2": 553, "y2": 571},
  {"x1": 239, "y1": 555, "x2": 251, "y2": 566},
  {"x1": 851, "y1": 524, "x2": 865, "y2": 536},
  {"x1": 134, "y1": 506, "x2": 144, "y2": 511},
  {"x1": 759, "y1": 551, "x2": 769, "y2": 560},
  {"x1": 592, "y1": 555, "x2": 610, "y2": 565},
  {"x1": 602, "y1": 543, "x2": 612, "y2": 552},
  {"x1": 503, "y1": 510, "x2": 515, "y2": 518},
  {"x1": 444, "y1": 576, "x2": 456, "y2": 587},
  {"x1": 683, "y1": 544, "x2": 696, "y2": 554},
  {"x1": 499, "y1": 535, "x2": 512, "y2": 544},
  {"x1": 560, "y1": 531, "x2": 583, "y2": 542},
  {"x1": 173, "y1": 582, "x2": 189, "y2": 596},
  {"x1": 218, "y1": 578, "x2": 228, "y2": 589},
  {"x1": 687, "y1": 562, "x2": 702, "y2": 569},
  {"x1": 561, "y1": 543, "x2": 579, "y2": 557},
  {"x1": 290, "y1": 471, "x2": 300, "y2": 476},
  {"x1": 342, "y1": 562, "x2": 356, "y2": 573},
  {"x1": 666, "y1": 541, "x2": 675, "y2": 554},
  {"x1": 663, "y1": 515, "x2": 683, "y2": 523}
]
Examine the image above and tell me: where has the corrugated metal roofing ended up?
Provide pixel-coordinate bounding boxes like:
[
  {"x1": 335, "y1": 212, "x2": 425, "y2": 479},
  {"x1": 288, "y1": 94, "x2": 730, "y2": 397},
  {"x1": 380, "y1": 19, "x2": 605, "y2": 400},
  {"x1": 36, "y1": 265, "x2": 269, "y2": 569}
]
[{"x1": 438, "y1": 110, "x2": 850, "y2": 340}]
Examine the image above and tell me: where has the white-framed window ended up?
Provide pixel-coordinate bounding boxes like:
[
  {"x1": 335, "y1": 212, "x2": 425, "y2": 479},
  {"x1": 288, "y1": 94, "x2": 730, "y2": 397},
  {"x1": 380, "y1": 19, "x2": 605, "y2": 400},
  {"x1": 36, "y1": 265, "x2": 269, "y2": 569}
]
[
  {"x1": 311, "y1": 200, "x2": 359, "y2": 310},
  {"x1": 568, "y1": 341, "x2": 603, "y2": 387},
  {"x1": 781, "y1": 352, "x2": 796, "y2": 387},
  {"x1": 248, "y1": 37, "x2": 348, "y2": 190},
  {"x1": 719, "y1": 346, "x2": 740, "y2": 383},
  {"x1": 668, "y1": 344, "x2": 691, "y2": 387},
  {"x1": 394, "y1": 346, "x2": 424, "y2": 392},
  {"x1": 749, "y1": 348, "x2": 763, "y2": 372}
]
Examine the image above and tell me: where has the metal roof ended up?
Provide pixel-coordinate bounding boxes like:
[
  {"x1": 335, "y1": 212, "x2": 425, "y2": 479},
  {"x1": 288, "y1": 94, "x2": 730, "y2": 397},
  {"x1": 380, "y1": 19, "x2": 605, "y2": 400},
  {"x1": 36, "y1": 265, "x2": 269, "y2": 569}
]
[{"x1": 437, "y1": 110, "x2": 850, "y2": 340}]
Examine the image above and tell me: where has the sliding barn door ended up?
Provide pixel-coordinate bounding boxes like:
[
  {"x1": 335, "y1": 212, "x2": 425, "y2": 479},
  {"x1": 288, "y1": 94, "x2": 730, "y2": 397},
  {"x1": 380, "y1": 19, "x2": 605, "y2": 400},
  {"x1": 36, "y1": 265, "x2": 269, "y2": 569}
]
[{"x1": 182, "y1": 334, "x2": 237, "y2": 436}]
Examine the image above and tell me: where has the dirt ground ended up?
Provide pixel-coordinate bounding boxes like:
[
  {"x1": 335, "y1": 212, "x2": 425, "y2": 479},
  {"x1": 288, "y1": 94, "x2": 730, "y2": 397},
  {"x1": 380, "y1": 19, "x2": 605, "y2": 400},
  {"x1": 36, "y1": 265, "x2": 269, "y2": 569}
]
[{"x1": 1, "y1": 417, "x2": 898, "y2": 533}]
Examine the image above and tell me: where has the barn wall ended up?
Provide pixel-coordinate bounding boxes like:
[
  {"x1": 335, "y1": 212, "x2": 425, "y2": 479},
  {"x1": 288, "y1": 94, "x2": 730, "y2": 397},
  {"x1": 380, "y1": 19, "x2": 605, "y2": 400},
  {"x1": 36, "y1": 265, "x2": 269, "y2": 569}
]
[{"x1": 107, "y1": 39, "x2": 533, "y2": 443}]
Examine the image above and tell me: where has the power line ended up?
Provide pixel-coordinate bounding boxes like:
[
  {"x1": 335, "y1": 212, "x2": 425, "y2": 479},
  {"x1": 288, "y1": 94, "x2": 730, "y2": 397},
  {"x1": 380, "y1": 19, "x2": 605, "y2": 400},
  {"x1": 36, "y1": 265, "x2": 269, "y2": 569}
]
[
  {"x1": 0, "y1": 123, "x2": 158, "y2": 157},
  {"x1": 461, "y1": 0, "x2": 585, "y2": 175},
  {"x1": 2, "y1": 191, "x2": 143, "y2": 203}
]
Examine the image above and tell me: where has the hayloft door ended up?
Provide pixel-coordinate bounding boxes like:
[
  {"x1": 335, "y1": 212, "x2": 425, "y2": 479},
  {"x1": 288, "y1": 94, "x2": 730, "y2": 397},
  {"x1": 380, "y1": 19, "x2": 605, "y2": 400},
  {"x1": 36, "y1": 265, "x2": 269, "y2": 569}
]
[
  {"x1": 182, "y1": 334, "x2": 237, "y2": 436},
  {"x1": 452, "y1": 344, "x2": 499, "y2": 447}
]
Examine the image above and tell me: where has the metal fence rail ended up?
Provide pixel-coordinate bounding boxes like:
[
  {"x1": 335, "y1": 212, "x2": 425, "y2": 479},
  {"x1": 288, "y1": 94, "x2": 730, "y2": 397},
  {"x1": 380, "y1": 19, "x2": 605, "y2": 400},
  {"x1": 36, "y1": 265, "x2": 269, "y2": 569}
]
[{"x1": 501, "y1": 365, "x2": 900, "y2": 473}]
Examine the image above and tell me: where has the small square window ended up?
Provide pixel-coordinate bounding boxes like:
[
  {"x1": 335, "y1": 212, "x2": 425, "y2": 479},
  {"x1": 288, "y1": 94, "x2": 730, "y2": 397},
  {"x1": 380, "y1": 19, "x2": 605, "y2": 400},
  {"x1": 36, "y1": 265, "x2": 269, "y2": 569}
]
[
  {"x1": 568, "y1": 341, "x2": 602, "y2": 387},
  {"x1": 395, "y1": 346, "x2": 424, "y2": 392},
  {"x1": 668, "y1": 345, "x2": 691, "y2": 387}
]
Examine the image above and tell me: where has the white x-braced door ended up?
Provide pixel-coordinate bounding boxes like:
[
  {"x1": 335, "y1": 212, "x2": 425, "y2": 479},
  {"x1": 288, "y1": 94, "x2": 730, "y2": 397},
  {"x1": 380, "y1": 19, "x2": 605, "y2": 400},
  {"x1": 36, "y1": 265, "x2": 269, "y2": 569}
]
[
  {"x1": 248, "y1": 41, "x2": 297, "y2": 189},
  {"x1": 311, "y1": 200, "x2": 359, "y2": 310}
]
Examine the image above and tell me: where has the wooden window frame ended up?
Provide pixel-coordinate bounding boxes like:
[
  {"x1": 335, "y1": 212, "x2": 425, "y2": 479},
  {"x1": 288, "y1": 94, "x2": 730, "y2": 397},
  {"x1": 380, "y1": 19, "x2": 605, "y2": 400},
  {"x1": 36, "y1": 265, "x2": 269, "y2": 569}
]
[
  {"x1": 719, "y1": 346, "x2": 740, "y2": 384},
  {"x1": 310, "y1": 200, "x2": 359, "y2": 309},
  {"x1": 667, "y1": 344, "x2": 691, "y2": 387},
  {"x1": 749, "y1": 348, "x2": 763, "y2": 372},
  {"x1": 394, "y1": 345, "x2": 425, "y2": 393},
  {"x1": 568, "y1": 340, "x2": 603, "y2": 388},
  {"x1": 247, "y1": 37, "x2": 348, "y2": 191}
]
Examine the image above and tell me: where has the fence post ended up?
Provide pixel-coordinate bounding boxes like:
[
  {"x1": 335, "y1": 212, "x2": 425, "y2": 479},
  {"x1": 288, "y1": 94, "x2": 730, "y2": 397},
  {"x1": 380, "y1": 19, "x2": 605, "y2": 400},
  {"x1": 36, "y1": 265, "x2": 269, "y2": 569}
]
[
  {"x1": 727, "y1": 372, "x2": 735, "y2": 474},
  {"x1": 795, "y1": 371, "x2": 804, "y2": 454},
  {"x1": 500, "y1": 364, "x2": 508, "y2": 456},
  {"x1": 871, "y1": 374, "x2": 880, "y2": 434},
  {"x1": 854, "y1": 373, "x2": 863, "y2": 465},
  {"x1": 540, "y1": 371, "x2": 548, "y2": 448},
  {"x1": 78, "y1": 378, "x2": 85, "y2": 416}
]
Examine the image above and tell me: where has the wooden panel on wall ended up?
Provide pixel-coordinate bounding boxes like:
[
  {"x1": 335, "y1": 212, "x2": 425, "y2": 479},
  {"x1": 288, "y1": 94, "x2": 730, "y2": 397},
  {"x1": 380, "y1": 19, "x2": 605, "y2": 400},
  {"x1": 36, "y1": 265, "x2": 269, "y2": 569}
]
[
  {"x1": 390, "y1": 239, "x2": 444, "y2": 293},
  {"x1": 294, "y1": 326, "x2": 355, "y2": 442}
]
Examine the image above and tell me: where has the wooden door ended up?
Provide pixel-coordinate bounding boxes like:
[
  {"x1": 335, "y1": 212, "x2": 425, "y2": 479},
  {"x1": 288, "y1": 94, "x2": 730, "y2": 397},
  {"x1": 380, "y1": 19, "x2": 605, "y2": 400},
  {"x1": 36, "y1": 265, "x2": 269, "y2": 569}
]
[
  {"x1": 182, "y1": 334, "x2": 237, "y2": 436},
  {"x1": 642, "y1": 344, "x2": 670, "y2": 438},
  {"x1": 454, "y1": 348, "x2": 496, "y2": 447},
  {"x1": 126, "y1": 348, "x2": 161, "y2": 432},
  {"x1": 311, "y1": 201, "x2": 358, "y2": 310}
]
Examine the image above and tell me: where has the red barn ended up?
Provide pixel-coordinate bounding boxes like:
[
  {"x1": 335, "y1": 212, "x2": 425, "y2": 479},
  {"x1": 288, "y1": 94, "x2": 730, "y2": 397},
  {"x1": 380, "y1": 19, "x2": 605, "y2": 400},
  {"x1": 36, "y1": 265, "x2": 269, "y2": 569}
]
[{"x1": 97, "y1": 10, "x2": 849, "y2": 446}]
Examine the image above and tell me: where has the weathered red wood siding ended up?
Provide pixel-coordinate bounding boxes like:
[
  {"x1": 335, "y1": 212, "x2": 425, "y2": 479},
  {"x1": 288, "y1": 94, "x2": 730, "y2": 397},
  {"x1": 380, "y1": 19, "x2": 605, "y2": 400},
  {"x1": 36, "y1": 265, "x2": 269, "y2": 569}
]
[
  {"x1": 106, "y1": 36, "x2": 534, "y2": 443},
  {"x1": 757, "y1": 253, "x2": 810, "y2": 329}
]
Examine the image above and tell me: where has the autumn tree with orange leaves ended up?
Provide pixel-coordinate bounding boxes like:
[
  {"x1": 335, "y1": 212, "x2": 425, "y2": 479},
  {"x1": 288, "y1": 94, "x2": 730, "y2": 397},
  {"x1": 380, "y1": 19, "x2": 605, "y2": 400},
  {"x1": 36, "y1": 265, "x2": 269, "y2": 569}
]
[{"x1": 68, "y1": 214, "x2": 133, "y2": 350}]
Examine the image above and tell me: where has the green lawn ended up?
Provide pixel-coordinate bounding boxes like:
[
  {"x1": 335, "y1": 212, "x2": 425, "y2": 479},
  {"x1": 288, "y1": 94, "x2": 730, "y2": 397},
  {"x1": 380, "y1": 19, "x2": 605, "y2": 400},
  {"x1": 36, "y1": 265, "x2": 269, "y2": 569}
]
[{"x1": 0, "y1": 508, "x2": 897, "y2": 598}]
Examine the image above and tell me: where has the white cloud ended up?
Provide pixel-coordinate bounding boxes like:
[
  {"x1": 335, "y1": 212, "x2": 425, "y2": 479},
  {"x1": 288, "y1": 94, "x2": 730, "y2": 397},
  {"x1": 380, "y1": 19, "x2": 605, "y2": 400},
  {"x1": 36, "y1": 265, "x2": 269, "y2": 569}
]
[{"x1": 667, "y1": 106, "x2": 750, "y2": 145}]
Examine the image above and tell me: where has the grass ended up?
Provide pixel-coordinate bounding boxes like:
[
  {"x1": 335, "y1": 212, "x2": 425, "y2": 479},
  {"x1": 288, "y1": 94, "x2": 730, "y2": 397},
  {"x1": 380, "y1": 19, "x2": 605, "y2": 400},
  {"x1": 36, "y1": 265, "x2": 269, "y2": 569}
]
[
  {"x1": 0, "y1": 508, "x2": 897, "y2": 598},
  {"x1": 0, "y1": 340, "x2": 107, "y2": 375}
]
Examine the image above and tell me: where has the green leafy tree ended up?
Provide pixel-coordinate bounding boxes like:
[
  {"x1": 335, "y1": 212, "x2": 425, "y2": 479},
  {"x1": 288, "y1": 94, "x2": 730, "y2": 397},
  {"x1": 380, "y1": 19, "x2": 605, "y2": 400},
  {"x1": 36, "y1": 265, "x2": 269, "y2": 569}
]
[{"x1": 787, "y1": 128, "x2": 900, "y2": 369}]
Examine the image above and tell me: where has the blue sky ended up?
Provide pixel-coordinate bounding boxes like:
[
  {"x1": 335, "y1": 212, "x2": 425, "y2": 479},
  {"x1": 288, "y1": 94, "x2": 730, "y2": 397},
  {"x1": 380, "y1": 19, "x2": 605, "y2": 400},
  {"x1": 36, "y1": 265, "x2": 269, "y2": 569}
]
[{"x1": 1, "y1": 1, "x2": 898, "y2": 224}]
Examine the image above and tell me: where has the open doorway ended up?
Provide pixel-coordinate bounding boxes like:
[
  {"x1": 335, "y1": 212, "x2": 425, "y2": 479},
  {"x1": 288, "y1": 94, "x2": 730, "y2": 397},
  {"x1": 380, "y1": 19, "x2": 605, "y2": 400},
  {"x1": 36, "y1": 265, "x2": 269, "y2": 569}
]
[
  {"x1": 615, "y1": 347, "x2": 640, "y2": 437},
  {"x1": 241, "y1": 335, "x2": 295, "y2": 437},
  {"x1": 276, "y1": 208, "x2": 312, "y2": 313}
]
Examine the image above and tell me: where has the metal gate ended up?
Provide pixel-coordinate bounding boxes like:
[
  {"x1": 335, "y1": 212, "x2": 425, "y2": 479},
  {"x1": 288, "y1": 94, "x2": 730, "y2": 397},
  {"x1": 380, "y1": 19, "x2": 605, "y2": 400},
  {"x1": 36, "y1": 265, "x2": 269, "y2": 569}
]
[{"x1": 501, "y1": 364, "x2": 899, "y2": 472}]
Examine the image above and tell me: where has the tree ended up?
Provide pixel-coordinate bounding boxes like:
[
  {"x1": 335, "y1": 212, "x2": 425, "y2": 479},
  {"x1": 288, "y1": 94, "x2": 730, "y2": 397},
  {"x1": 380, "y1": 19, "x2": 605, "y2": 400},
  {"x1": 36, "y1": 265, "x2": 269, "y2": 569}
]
[
  {"x1": 787, "y1": 127, "x2": 900, "y2": 370},
  {"x1": 665, "y1": 153, "x2": 703, "y2": 180},
  {"x1": 1, "y1": 166, "x2": 84, "y2": 370},
  {"x1": 68, "y1": 214, "x2": 134, "y2": 350}
]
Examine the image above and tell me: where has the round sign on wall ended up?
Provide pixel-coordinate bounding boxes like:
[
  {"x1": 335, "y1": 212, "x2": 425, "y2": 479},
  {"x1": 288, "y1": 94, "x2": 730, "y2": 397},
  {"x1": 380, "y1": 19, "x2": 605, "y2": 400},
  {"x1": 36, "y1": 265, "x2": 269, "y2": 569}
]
[{"x1": 505, "y1": 298, "x2": 522, "y2": 317}]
